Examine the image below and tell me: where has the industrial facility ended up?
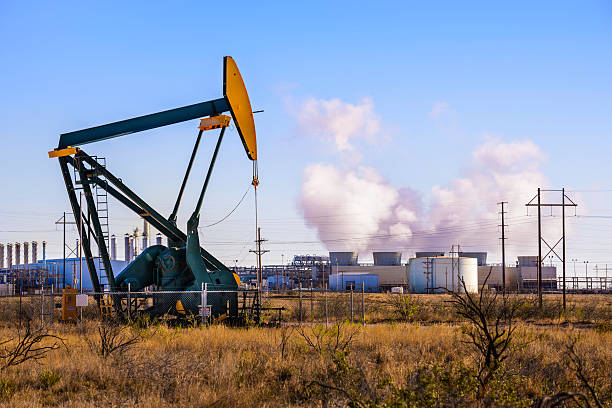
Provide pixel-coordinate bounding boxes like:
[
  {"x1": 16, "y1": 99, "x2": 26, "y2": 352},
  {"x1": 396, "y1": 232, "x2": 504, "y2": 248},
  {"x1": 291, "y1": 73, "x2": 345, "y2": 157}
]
[
  {"x1": 1, "y1": 237, "x2": 569, "y2": 296},
  {"x1": 257, "y1": 250, "x2": 564, "y2": 295}
]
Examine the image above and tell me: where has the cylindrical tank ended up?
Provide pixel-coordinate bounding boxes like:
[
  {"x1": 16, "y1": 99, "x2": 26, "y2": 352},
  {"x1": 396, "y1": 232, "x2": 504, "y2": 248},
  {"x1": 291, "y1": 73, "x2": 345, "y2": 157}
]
[
  {"x1": 110, "y1": 235, "x2": 117, "y2": 260},
  {"x1": 373, "y1": 251, "x2": 402, "y2": 266},
  {"x1": 409, "y1": 257, "x2": 478, "y2": 293},
  {"x1": 6, "y1": 244, "x2": 12, "y2": 268},
  {"x1": 329, "y1": 251, "x2": 358, "y2": 266},
  {"x1": 143, "y1": 220, "x2": 150, "y2": 250},
  {"x1": 124, "y1": 234, "x2": 131, "y2": 262},
  {"x1": 31, "y1": 241, "x2": 38, "y2": 263},
  {"x1": 15, "y1": 243, "x2": 21, "y2": 265},
  {"x1": 23, "y1": 242, "x2": 29, "y2": 265}
]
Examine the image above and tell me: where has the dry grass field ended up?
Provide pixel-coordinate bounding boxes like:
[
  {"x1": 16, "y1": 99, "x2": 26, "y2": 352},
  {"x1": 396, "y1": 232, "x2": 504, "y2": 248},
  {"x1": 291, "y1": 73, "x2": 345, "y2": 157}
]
[{"x1": 0, "y1": 293, "x2": 609, "y2": 407}]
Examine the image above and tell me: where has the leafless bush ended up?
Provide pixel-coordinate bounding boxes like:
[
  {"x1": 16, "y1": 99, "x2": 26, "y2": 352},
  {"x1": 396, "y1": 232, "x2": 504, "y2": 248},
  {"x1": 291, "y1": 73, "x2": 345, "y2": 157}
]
[
  {"x1": 446, "y1": 271, "x2": 523, "y2": 396},
  {"x1": 87, "y1": 320, "x2": 141, "y2": 359},
  {"x1": 0, "y1": 319, "x2": 65, "y2": 370},
  {"x1": 297, "y1": 322, "x2": 375, "y2": 407},
  {"x1": 277, "y1": 326, "x2": 294, "y2": 359},
  {"x1": 296, "y1": 322, "x2": 359, "y2": 357},
  {"x1": 564, "y1": 335, "x2": 604, "y2": 408},
  {"x1": 533, "y1": 391, "x2": 591, "y2": 408}
]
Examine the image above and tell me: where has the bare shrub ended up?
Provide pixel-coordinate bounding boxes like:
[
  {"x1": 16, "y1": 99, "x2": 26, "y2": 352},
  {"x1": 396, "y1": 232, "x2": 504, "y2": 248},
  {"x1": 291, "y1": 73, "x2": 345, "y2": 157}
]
[
  {"x1": 447, "y1": 272, "x2": 523, "y2": 397},
  {"x1": 277, "y1": 326, "x2": 294, "y2": 359},
  {"x1": 296, "y1": 322, "x2": 359, "y2": 357},
  {"x1": 296, "y1": 323, "x2": 375, "y2": 407},
  {"x1": 0, "y1": 319, "x2": 65, "y2": 370},
  {"x1": 87, "y1": 320, "x2": 141, "y2": 359},
  {"x1": 564, "y1": 335, "x2": 604, "y2": 408},
  {"x1": 533, "y1": 391, "x2": 591, "y2": 408}
]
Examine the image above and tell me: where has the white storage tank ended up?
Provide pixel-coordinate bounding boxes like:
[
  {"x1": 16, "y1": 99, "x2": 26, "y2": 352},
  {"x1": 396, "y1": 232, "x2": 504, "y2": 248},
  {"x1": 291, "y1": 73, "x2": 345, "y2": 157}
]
[{"x1": 409, "y1": 257, "x2": 478, "y2": 294}]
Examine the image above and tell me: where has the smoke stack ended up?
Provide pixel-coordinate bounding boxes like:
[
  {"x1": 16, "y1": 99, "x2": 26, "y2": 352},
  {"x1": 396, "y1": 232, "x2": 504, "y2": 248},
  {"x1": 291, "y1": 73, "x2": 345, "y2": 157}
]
[
  {"x1": 143, "y1": 220, "x2": 150, "y2": 250},
  {"x1": 124, "y1": 234, "x2": 131, "y2": 262},
  {"x1": 23, "y1": 242, "x2": 29, "y2": 265},
  {"x1": 156, "y1": 233, "x2": 162, "y2": 246},
  {"x1": 31, "y1": 241, "x2": 38, "y2": 263},
  {"x1": 110, "y1": 235, "x2": 117, "y2": 260},
  {"x1": 42, "y1": 241, "x2": 46, "y2": 268},
  {"x1": 15, "y1": 243, "x2": 21, "y2": 265},
  {"x1": 132, "y1": 228, "x2": 139, "y2": 257},
  {"x1": 7, "y1": 244, "x2": 13, "y2": 268},
  {"x1": 0, "y1": 244, "x2": 4, "y2": 268}
]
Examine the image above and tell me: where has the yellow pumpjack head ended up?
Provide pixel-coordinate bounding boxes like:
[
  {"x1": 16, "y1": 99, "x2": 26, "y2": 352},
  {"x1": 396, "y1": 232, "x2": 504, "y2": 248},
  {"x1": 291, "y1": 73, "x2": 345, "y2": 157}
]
[{"x1": 224, "y1": 56, "x2": 257, "y2": 161}]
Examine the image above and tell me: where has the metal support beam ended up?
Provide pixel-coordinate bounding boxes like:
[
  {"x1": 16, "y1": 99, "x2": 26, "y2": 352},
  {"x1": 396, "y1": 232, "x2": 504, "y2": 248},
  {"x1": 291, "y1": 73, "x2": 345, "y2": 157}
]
[
  {"x1": 75, "y1": 150, "x2": 230, "y2": 274},
  {"x1": 58, "y1": 98, "x2": 229, "y2": 149},
  {"x1": 58, "y1": 157, "x2": 102, "y2": 294},
  {"x1": 89, "y1": 175, "x2": 183, "y2": 243},
  {"x1": 189, "y1": 127, "x2": 226, "y2": 231},
  {"x1": 170, "y1": 129, "x2": 204, "y2": 224}
]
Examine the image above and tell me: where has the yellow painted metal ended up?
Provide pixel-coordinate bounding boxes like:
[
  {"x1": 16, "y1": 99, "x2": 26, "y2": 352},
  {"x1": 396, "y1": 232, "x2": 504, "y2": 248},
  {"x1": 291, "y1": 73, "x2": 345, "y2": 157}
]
[
  {"x1": 176, "y1": 300, "x2": 186, "y2": 315},
  {"x1": 224, "y1": 56, "x2": 257, "y2": 160},
  {"x1": 100, "y1": 296, "x2": 113, "y2": 318},
  {"x1": 48, "y1": 146, "x2": 78, "y2": 158},
  {"x1": 233, "y1": 273, "x2": 241, "y2": 286},
  {"x1": 61, "y1": 285, "x2": 78, "y2": 322},
  {"x1": 198, "y1": 114, "x2": 231, "y2": 131}
]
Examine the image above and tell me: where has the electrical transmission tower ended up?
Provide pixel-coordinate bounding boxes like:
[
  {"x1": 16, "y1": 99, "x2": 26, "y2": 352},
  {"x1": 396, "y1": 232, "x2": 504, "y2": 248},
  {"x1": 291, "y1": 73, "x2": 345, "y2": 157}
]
[
  {"x1": 525, "y1": 188, "x2": 577, "y2": 311},
  {"x1": 498, "y1": 202, "x2": 508, "y2": 291}
]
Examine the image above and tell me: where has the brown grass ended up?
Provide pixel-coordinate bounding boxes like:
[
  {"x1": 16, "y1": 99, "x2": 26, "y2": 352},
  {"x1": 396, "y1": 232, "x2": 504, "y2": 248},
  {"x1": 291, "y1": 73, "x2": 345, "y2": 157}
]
[{"x1": 0, "y1": 294, "x2": 608, "y2": 407}]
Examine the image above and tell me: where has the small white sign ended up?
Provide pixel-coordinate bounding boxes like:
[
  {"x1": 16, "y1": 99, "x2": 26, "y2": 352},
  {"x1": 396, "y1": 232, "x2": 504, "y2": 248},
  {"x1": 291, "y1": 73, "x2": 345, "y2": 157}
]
[
  {"x1": 76, "y1": 294, "x2": 88, "y2": 307},
  {"x1": 203, "y1": 306, "x2": 212, "y2": 317}
]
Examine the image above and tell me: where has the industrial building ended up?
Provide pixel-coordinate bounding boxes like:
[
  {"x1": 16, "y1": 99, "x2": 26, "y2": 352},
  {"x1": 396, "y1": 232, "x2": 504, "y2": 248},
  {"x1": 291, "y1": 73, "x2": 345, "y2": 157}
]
[
  {"x1": 516, "y1": 256, "x2": 557, "y2": 290},
  {"x1": 329, "y1": 272, "x2": 379, "y2": 292},
  {"x1": 477, "y1": 265, "x2": 520, "y2": 289},
  {"x1": 329, "y1": 251, "x2": 409, "y2": 290},
  {"x1": 0, "y1": 258, "x2": 128, "y2": 292}
]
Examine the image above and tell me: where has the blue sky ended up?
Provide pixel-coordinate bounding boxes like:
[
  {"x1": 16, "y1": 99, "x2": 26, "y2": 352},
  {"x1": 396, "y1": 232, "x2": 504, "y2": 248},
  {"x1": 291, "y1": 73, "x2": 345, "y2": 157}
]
[{"x1": 1, "y1": 1, "x2": 611, "y2": 272}]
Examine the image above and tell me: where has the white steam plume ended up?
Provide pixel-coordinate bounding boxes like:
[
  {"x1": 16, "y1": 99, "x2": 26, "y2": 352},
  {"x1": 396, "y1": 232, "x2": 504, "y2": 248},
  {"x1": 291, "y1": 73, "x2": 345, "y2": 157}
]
[
  {"x1": 294, "y1": 97, "x2": 381, "y2": 152},
  {"x1": 296, "y1": 98, "x2": 552, "y2": 260}
]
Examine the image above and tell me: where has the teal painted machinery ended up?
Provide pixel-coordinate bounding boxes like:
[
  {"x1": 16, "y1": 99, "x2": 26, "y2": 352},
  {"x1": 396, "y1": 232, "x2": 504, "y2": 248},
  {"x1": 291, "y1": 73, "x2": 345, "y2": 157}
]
[{"x1": 49, "y1": 57, "x2": 257, "y2": 319}]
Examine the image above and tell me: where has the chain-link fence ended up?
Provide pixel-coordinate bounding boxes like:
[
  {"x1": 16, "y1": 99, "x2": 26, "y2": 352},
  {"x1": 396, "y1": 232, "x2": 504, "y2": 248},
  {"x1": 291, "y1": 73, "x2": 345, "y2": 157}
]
[
  {"x1": 0, "y1": 291, "x2": 56, "y2": 329},
  {"x1": 0, "y1": 286, "x2": 440, "y2": 326}
]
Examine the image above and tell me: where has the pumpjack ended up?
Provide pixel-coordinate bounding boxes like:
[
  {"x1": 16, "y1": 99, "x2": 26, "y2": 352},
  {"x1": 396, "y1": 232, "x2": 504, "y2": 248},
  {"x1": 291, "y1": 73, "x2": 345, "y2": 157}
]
[{"x1": 49, "y1": 57, "x2": 257, "y2": 319}]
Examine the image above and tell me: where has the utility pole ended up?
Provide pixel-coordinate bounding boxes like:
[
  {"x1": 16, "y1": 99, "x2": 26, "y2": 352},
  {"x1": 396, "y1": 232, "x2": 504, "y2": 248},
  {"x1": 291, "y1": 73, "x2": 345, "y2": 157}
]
[
  {"x1": 498, "y1": 202, "x2": 508, "y2": 291},
  {"x1": 526, "y1": 188, "x2": 577, "y2": 312},
  {"x1": 249, "y1": 227, "x2": 268, "y2": 323}
]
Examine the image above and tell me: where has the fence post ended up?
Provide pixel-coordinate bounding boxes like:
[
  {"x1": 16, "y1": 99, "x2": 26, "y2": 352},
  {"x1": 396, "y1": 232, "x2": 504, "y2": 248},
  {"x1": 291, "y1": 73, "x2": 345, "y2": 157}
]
[
  {"x1": 127, "y1": 283, "x2": 131, "y2": 322},
  {"x1": 310, "y1": 281, "x2": 314, "y2": 322},
  {"x1": 51, "y1": 284, "x2": 54, "y2": 325},
  {"x1": 350, "y1": 289, "x2": 354, "y2": 323},
  {"x1": 299, "y1": 282, "x2": 303, "y2": 323},
  {"x1": 361, "y1": 281, "x2": 365, "y2": 326},
  {"x1": 40, "y1": 279, "x2": 44, "y2": 329},
  {"x1": 325, "y1": 284, "x2": 329, "y2": 327},
  {"x1": 201, "y1": 282, "x2": 208, "y2": 325}
]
